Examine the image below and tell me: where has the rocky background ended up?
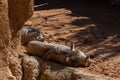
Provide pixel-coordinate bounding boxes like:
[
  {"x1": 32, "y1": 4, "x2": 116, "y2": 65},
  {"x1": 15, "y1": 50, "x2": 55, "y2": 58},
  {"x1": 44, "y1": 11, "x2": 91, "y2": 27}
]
[
  {"x1": 0, "y1": 0, "x2": 33, "y2": 80},
  {"x1": 0, "y1": 0, "x2": 119, "y2": 80}
]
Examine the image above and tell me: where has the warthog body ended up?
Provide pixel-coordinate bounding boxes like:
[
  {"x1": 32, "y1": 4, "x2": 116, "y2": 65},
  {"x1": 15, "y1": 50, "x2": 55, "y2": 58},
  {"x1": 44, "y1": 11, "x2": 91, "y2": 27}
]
[
  {"x1": 27, "y1": 41, "x2": 90, "y2": 67},
  {"x1": 20, "y1": 26, "x2": 43, "y2": 44}
]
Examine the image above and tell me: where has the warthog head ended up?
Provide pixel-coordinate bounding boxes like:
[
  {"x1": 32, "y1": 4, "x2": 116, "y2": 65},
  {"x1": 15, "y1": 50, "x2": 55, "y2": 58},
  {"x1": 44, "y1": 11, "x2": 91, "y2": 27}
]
[
  {"x1": 20, "y1": 26, "x2": 44, "y2": 44},
  {"x1": 28, "y1": 27, "x2": 43, "y2": 40},
  {"x1": 66, "y1": 43, "x2": 91, "y2": 67}
]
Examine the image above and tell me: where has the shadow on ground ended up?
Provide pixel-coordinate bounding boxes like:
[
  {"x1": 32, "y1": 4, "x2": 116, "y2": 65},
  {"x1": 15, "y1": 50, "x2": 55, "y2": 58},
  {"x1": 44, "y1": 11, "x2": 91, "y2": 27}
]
[{"x1": 33, "y1": 0, "x2": 120, "y2": 60}]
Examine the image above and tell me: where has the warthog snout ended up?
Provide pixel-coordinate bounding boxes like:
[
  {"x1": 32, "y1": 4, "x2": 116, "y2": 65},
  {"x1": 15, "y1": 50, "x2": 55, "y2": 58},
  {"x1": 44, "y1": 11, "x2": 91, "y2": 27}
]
[
  {"x1": 67, "y1": 43, "x2": 91, "y2": 67},
  {"x1": 70, "y1": 54, "x2": 91, "y2": 67},
  {"x1": 84, "y1": 55, "x2": 91, "y2": 67}
]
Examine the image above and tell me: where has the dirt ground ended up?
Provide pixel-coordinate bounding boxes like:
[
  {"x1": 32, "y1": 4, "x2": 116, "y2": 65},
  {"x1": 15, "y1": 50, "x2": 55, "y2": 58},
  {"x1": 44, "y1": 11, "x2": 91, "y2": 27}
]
[{"x1": 24, "y1": 0, "x2": 120, "y2": 79}]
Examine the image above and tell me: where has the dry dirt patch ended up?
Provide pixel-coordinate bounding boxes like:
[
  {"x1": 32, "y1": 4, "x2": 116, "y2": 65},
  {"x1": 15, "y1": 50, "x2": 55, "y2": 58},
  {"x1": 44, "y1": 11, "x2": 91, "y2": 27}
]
[{"x1": 24, "y1": 1, "x2": 120, "y2": 79}]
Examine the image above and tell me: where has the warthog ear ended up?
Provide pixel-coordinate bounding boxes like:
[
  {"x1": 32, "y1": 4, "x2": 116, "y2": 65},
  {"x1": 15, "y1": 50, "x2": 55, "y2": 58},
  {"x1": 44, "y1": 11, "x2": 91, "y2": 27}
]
[{"x1": 71, "y1": 43, "x2": 75, "y2": 51}]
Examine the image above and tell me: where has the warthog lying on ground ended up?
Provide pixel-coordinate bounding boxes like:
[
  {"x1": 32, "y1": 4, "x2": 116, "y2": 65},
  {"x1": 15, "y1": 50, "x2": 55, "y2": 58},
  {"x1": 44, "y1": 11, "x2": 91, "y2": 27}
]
[
  {"x1": 27, "y1": 41, "x2": 91, "y2": 67},
  {"x1": 20, "y1": 26, "x2": 43, "y2": 44}
]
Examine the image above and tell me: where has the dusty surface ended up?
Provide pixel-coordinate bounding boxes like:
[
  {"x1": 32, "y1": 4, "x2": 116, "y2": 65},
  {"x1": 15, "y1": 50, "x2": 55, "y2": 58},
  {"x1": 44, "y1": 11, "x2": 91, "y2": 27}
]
[
  {"x1": 24, "y1": 0, "x2": 120, "y2": 80},
  {"x1": 0, "y1": 0, "x2": 33, "y2": 80}
]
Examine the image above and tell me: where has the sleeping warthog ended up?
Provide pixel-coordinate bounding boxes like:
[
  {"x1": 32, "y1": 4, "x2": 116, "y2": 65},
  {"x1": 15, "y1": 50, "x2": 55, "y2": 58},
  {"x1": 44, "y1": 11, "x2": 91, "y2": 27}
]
[{"x1": 27, "y1": 41, "x2": 91, "y2": 67}]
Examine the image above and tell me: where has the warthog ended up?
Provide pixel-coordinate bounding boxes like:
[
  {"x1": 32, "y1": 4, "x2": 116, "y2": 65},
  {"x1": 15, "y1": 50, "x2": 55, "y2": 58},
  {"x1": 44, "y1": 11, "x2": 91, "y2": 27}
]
[
  {"x1": 20, "y1": 26, "x2": 43, "y2": 44},
  {"x1": 27, "y1": 41, "x2": 91, "y2": 67}
]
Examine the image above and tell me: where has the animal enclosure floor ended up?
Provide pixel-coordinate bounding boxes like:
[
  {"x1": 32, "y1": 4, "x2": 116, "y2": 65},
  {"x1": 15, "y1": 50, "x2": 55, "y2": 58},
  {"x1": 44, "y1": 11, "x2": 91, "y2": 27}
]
[{"x1": 24, "y1": 0, "x2": 120, "y2": 79}]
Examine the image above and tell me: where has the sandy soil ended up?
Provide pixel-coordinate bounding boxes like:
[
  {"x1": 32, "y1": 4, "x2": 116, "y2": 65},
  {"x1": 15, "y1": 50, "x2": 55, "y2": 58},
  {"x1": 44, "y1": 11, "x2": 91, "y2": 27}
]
[{"x1": 24, "y1": 0, "x2": 120, "y2": 79}]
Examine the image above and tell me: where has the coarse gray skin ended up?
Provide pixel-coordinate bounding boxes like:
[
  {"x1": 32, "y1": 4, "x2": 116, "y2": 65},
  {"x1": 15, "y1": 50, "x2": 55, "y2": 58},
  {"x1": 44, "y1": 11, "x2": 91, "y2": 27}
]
[
  {"x1": 20, "y1": 26, "x2": 43, "y2": 44},
  {"x1": 27, "y1": 41, "x2": 90, "y2": 67}
]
